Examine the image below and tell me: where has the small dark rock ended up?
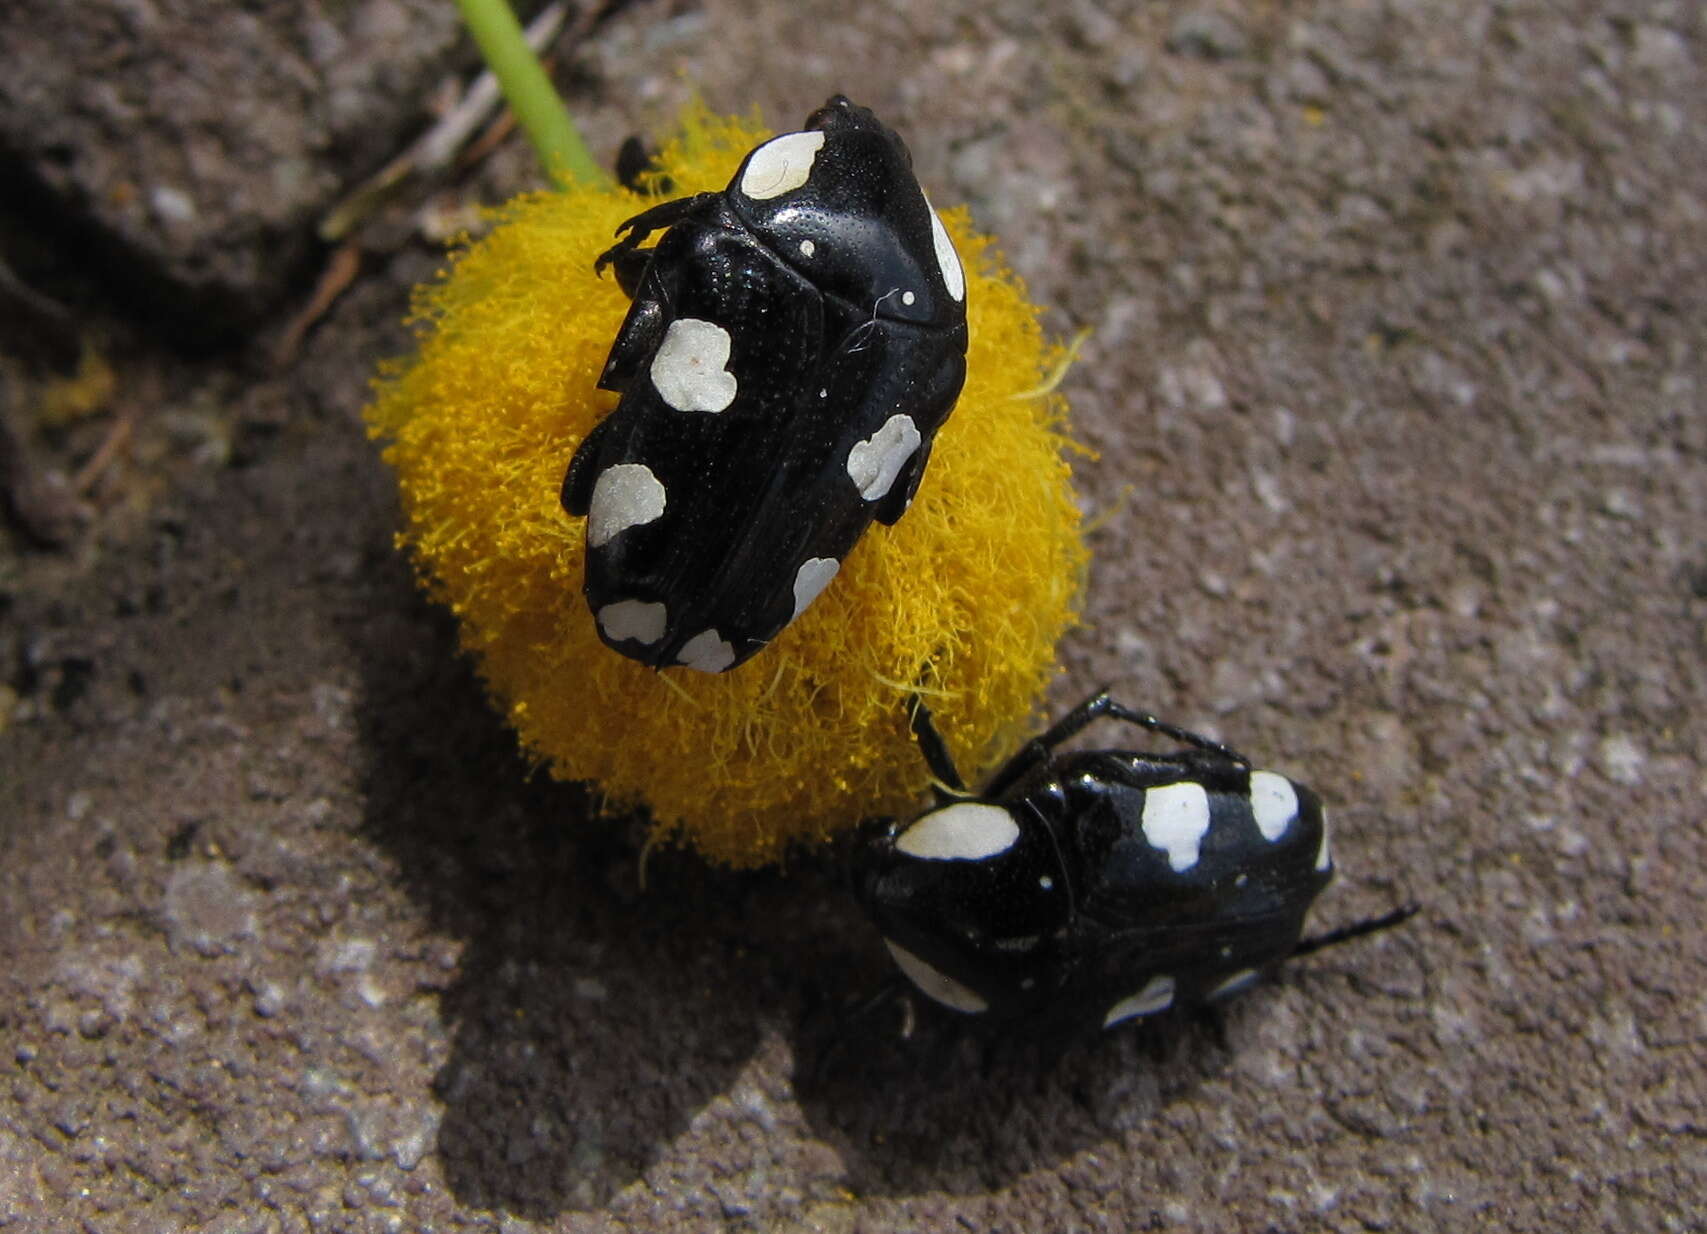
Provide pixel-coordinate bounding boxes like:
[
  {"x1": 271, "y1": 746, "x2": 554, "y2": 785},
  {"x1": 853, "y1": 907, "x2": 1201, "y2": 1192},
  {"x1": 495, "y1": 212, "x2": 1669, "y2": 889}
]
[{"x1": 1166, "y1": 9, "x2": 1249, "y2": 61}]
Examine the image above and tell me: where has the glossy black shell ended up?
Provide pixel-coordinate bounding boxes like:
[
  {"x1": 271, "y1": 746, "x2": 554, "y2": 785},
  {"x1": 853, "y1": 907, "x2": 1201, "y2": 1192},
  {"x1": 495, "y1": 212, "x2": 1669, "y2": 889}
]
[
  {"x1": 563, "y1": 96, "x2": 969, "y2": 673},
  {"x1": 855, "y1": 701, "x2": 1336, "y2": 1034}
]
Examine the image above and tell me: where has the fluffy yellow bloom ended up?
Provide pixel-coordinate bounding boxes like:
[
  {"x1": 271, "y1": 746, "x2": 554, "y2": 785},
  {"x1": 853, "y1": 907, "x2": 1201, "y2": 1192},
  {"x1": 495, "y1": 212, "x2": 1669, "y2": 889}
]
[{"x1": 366, "y1": 106, "x2": 1086, "y2": 866}]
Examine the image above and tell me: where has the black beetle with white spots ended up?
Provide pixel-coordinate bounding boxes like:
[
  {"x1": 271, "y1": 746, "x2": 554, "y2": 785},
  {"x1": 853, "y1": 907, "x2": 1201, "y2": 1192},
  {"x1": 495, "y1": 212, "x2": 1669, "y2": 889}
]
[
  {"x1": 854, "y1": 692, "x2": 1415, "y2": 1036},
  {"x1": 564, "y1": 96, "x2": 968, "y2": 673}
]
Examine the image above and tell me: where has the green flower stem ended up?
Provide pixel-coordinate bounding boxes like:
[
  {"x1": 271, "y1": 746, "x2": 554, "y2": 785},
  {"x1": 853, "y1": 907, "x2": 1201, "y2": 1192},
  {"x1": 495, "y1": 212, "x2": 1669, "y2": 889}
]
[{"x1": 454, "y1": 0, "x2": 604, "y2": 186}]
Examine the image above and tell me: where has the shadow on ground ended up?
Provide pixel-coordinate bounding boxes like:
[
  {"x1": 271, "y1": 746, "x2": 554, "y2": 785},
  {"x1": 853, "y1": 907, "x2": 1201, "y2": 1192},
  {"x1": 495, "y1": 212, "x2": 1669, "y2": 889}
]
[
  {"x1": 789, "y1": 966, "x2": 1251, "y2": 1197},
  {"x1": 340, "y1": 563, "x2": 1210, "y2": 1212},
  {"x1": 346, "y1": 574, "x2": 791, "y2": 1214}
]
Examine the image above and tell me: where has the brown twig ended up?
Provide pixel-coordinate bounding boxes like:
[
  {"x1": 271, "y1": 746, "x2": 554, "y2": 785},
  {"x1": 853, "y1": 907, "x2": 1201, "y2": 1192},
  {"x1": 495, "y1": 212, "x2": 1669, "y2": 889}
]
[
  {"x1": 71, "y1": 403, "x2": 138, "y2": 496},
  {"x1": 270, "y1": 242, "x2": 363, "y2": 370},
  {"x1": 318, "y1": 0, "x2": 575, "y2": 243},
  {"x1": 456, "y1": 99, "x2": 524, "y2": 171}
]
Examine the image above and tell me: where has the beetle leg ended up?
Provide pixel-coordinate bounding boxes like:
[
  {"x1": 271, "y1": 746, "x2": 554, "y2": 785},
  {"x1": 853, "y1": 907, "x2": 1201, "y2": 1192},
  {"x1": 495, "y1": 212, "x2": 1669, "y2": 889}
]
[
  {"x1": 980, "y1": 690, "x2": 1114, "y2": 798},
  {"x1": 872, "y1": 345, "x2": 965, "y2": 526},
  {"x1": 980, "y1": 692, "x2": 1251, "y2": 799},
  {"x1": 593, "y1": 193, "x2": 720, "y2": 278},
  {"x1": 1291, "y1": 902, "x2": 1420, "y2": 958},
  {"x1": 613, "y1": 135, "x2": 675, "y2": 196},
  {"x1": 871, "y1": 438, "x2": 931, "y2": 526},
  {"x1": 607, "y1": 246, "x2": 657, "y2": 299},
  {"x1": 1100, "y1": 702, "x2": 1249, "y2": 765},
  {"x1": 561, "y1": 413, "x2": 620, "y2": 516},
  {"x1": 907, "y1": 695, "x2": 968, "y2": 795},
  {"x1": 1035, "y1": 691, "x2": 1249, "y2": 763},
  {"x1": 596, "y1": 298, "x2": 666, "y2": 392},
  {"x1": 979, "y1": 736, "x2": 1056, "y2": 800},
  {"x1": 1031, "y1": 689, "x2": 1117, "y2": 749}
]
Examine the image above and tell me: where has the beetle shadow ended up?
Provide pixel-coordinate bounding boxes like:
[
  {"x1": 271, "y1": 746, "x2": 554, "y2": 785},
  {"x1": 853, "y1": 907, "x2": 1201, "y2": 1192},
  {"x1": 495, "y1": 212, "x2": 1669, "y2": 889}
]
[
  {"x1": 346, "y1": 569, "x2": 814, "y2": 1218},
  {"x1": 341, "y1": 563, "x2": 1271, "y2": 1208},
  {"x1": 788, "y1": 896, "x2": 1431, "y2": 1198},
  {"x1": 784, "y1": 914, "x2": 1250, "y2": 1197}
]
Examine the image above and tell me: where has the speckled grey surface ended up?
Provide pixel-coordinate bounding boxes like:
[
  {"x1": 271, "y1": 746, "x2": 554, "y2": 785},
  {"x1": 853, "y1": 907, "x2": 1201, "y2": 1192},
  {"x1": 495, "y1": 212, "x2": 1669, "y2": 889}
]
[
  {"x1": 3, "y1": 1, "x2": 1703, "y2": 1231},
  {"x1": 0, "y1": 0, "x2": 469, "y2": 340}
]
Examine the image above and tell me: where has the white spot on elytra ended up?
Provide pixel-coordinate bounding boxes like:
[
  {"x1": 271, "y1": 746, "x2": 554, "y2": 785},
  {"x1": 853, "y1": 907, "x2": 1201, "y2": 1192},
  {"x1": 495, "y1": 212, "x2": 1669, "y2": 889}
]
[
  {"x1": 846, "y1": 414, "x2": 921, "y2": 501},
  {"x1": 896, "y1": 802, "x2": 1019, "y2": 862},
  {"x1": 739, "y1": 131, "x2": 825, "y2": 200},
  {"x1": 1316, "y1": 808, "x2": 1333, "y2": 871},
  {"x1": 799, "y1": 239, "x2": 815, "y2": 257},
  {"x1": 884, "y1": 940, "x2": 987, "y2": 1013},
  {"x1": 586, "y1": 462, "x2": 667, "y2": 548},
  {"x1": 926, "y1": 203, "x2": 965, "y2": 302},
  {"x1": 902, "y1": 290, "x2": 916, "y2": 306},
  {"x1": 597, "y1": 599, "x2": 667, "y2": 645},
  {"x1": 1104, "y1": 975, "x2": 1175, "y2": 1027},
  {"x1": 676, "y1": 628, "x2": 736, "y2": 673},
  {"x1": 790, "y1": 557, "x2": 840, "y2": 620},
  {"x1": 1206, "y1": 968, "x2": 1258, "y2": 1002},
  {"x1": 650, "y1": 318, "x2": 738, "y2": 412},
  {"x1": 1038, "y1": 874, "x2": 1054, "y2": 890},
  {"x1": 1249, "y1": 771, "x2": 1299, "y2": 842},
  {"x1": 1142, "y1": 781, "x2": 1212, "y2": 872}
]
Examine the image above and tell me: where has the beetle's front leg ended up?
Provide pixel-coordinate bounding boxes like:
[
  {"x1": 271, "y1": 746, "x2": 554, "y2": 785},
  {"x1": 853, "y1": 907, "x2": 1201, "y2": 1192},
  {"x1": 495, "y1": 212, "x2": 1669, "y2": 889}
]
[
  {"x1": 594, "y1": 193, "x2": 720, "y2": 283},
  {"x1": 982, "y1": 692, "x2": 1251, "y2": 799},
  {"x1": 906, "y1": 695, "x2": 968, "y2": 795},
  {"x1": 1101, "y1": 701, "x2": 1247, "y2": 764},
  {"x1": 981, "y1": 690, "x2": 1115, "y2": 798}
]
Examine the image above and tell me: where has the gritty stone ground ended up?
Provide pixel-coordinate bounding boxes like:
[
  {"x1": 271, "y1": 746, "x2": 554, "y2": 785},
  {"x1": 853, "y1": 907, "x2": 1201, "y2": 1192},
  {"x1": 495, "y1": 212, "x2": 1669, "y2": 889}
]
[{"x1": 2, "y1": 1, "x2": 1703, "y2": 1231}]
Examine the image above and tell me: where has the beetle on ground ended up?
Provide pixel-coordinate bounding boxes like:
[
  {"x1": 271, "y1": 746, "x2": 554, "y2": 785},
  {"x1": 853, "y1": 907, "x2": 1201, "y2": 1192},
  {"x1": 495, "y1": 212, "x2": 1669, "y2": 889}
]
[{"x1": 854, "y1": 692, "x2": 1414, "y2": 1036}]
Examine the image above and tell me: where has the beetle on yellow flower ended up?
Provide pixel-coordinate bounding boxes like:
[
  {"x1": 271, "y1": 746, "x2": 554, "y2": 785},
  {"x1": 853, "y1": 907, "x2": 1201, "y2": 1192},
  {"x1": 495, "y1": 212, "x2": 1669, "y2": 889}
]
[{"x1": 366, "y1": 104, "x2": 1086, "y2": 867}]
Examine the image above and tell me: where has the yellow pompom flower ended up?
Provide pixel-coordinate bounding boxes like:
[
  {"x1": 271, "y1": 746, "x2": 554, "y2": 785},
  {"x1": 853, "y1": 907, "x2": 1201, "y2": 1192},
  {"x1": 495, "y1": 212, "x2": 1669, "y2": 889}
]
[{"x1": 366, "y1": 106, "x2": 1086, "y2": 867}]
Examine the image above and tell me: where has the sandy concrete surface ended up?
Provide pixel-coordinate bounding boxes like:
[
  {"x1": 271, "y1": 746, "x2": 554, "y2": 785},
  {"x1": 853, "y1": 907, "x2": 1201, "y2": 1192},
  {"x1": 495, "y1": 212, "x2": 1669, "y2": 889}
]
[{"x1": 2, "y1": 1, "x2": 1702, "y2": 1230}]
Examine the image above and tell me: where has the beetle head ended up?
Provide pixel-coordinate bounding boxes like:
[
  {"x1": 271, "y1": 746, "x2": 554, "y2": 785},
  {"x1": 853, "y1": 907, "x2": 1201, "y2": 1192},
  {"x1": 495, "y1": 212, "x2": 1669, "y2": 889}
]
[
  {"x1": 853, "y1": 798, "x2": 1071, "y2": 1019},
  {"x1": 727, "y1": 98, "x2": 966, "y2": 330}
]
